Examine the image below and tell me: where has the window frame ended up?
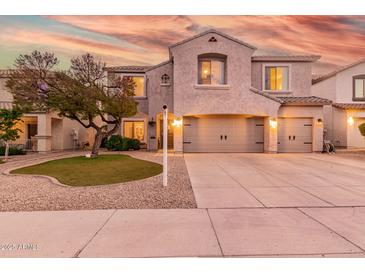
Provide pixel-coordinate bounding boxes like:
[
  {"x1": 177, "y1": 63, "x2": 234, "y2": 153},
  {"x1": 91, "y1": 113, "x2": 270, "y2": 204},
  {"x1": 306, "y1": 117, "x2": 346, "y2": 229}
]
[
  {"x1": 120, "y1": 73, "x2": 147, "y2": 98},
  {"x1": 353, "y1": 75, "x2": 365, "y2": 101},
  {"x1": 197, "y1": 54, "x2": 227, "y2": 86},
  {"x1": 262, "y1": 63, "x2": 291, "y2": 93},
  {"x1": 121, "y1": 118, "x2": 147, "y2": 143}
]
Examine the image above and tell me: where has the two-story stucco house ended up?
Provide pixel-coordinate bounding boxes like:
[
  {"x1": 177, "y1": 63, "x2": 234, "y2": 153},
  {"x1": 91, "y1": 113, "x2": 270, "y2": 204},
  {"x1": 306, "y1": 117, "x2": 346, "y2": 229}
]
[
  {"x1": 107, "y1": 29, "x2": 330, "y2": 153},
  {"x1": 312, "y1": 59, "x2": 365, "y2": 149}
]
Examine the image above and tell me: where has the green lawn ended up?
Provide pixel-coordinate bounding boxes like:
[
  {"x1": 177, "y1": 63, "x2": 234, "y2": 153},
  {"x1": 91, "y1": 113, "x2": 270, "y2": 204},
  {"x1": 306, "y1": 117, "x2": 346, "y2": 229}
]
[{"x1": 11, "y1": 154, "x2": 162, "y2": 186}]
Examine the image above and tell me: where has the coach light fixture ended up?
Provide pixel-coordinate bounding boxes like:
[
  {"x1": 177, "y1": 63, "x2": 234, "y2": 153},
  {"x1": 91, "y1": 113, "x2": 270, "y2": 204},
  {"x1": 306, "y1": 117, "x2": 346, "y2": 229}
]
[
  {"x1": 172, "y1": 118, "x2": 182, "y2": 127},
  {"x1": 269, "y1": 118, "x2": 277, "y2": 129}
]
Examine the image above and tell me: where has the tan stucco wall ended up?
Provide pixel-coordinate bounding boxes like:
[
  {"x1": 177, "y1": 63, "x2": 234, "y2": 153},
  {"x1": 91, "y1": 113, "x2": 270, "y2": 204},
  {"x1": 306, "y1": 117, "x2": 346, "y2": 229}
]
[
  {"x1": 170, "y1": 32, "x2": 280, "y2": 117},
  {"x1": 252, "y1": 61, "x2": 313, "y2": 96},
  {"x1": 311, "y1": 76, "x2": 336, "y2": 101},
  {"x1": 146, "y1": 62, "x2": 174, "y2": 150},
  {"x1": 336, "y1": 62, "x2": 365, "y2": 103},
  {"x1": 332, "y1": 107, "x2": 347, "y2": 147},
  {"x1": 347, "y1": 109, "x2": 365, "y2": 148}
]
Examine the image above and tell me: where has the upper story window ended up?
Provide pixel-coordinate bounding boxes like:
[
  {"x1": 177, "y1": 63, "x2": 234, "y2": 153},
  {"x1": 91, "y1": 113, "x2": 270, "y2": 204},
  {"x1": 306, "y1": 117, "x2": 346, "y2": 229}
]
[
  {"x1": 121, "y1": 75, "x2": 145, "y2": 97},
  {"x1": 198, "y1": 53, "x2": 227, "y2": 85},
  {"x1": 264, "y1": 66, "x2": 289, "y2": 91},
  {"x1": 353, "y1": 75, "x2": 365, "y2": 101}
]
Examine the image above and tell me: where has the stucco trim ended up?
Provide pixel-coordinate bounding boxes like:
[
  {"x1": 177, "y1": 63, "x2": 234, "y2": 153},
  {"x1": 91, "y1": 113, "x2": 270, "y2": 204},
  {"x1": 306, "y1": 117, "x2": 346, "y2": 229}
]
[
  {"x1": 194, "y1": 84, "x2": 230, "y2": 90},
  {"x1": 169, "y1": 29, "x2": 257, "y2": 50},
  {"x1": 252, "y1": 55, "x2": 320, "y2": 62}
]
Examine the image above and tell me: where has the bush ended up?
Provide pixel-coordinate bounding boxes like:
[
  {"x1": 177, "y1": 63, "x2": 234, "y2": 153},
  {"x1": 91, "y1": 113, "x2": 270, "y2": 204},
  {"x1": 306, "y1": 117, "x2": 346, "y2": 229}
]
[
  {"x1": 359, "y1": 123, "x2": 365, "y2": 137},
  {"x1": 105, "y1": 135, "x2": 141, "y2": 151},
  {"x1": 105, "y1": 135, "x2": 124, "y2": 151},
  {"x1": 0, "y1": 146, "x2": 26, "y2": 156},
  {"x1": 127, "y1": 138, "x2": 141, "y2": 150}
]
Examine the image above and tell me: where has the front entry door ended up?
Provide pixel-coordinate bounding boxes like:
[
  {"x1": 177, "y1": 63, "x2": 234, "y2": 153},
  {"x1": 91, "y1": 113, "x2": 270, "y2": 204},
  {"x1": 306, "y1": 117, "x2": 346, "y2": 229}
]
[{"x1": 159, "y1": 119, "x2": 174, "y2": 149}]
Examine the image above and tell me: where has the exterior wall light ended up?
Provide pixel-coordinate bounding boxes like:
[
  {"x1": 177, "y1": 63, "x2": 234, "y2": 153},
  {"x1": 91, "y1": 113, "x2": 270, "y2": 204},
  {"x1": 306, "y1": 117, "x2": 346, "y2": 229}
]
[
  {"x1": 172, "y1": 118, "x2": 183, "y2": 127},
  {"x1": 269, "y1": 118, "x2": 277, "y2": 129},
  {"x1": 348, "y1": 116, "x2": 354, "y2": 126},
  {"x1": 317, "y1": 118, "x2": 323, "y2": 125}
]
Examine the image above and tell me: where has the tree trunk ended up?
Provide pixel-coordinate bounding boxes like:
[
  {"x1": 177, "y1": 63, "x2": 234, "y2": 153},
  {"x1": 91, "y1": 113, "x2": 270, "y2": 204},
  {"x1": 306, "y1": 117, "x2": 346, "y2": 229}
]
[
  {"x1": 4, "y1": 142, "x2": 9, "y2": 162},
  {"x1": 91, "y1": 130, "x2": 103, "y2": 157}
]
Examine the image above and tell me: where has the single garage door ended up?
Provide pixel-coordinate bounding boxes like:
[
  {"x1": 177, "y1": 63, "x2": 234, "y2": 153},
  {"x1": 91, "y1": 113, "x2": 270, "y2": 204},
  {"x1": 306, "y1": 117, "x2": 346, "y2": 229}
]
[
  {"x1": 183, "y1": 115, "x2": 264, "y2": 152},
  {"x1": 278, "y1": 118, "x2": 312, "y2": 153}
]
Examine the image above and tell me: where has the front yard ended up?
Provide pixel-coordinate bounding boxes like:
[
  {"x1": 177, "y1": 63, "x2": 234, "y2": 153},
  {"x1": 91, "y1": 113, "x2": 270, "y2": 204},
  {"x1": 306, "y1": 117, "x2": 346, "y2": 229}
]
[
  {"x1": 0, "y1": 151, "x2": 196, "y2": 211},
  {"x1": 11, "y1": 154, "x2": 162, "y2": 186}
]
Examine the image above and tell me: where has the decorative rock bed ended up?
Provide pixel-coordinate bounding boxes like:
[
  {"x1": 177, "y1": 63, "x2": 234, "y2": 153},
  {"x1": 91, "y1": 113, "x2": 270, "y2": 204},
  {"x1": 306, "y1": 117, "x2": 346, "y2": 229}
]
[{"x1": 0, "y1": 151, "x2": 197, "y2": 211}]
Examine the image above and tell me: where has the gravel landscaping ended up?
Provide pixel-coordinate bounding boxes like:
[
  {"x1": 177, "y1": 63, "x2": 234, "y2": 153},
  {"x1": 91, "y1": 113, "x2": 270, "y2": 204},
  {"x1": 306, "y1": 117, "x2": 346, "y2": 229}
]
[{"x1": 0, "y1": 151, "x2": 197, "y2": 211}]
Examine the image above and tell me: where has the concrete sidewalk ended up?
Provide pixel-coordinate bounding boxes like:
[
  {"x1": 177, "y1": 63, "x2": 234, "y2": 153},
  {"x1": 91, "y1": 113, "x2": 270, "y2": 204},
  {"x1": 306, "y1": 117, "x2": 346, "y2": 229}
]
[{"x1": 1, "y1": 207, "x2": 365, "y2": 258}]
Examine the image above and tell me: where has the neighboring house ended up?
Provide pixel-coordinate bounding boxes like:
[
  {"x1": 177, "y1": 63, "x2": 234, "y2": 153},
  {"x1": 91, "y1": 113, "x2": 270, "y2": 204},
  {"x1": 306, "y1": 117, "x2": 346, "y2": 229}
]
[
  {"x1": 312, "y1": 59, "x2": 365, "y2": 148},
  {"x1": 0, "y1": 70, "x2": 93, "y2": 152},
  {"x1": 106, "y1": 29, "x2": 330, "y2": 153}
]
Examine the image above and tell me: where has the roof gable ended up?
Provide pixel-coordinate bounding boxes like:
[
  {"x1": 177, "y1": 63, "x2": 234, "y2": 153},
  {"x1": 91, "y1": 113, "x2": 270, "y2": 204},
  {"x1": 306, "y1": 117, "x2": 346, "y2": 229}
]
[
  {"x1": 169, "y1": 29, "x2": 257, "y2": 50},
  {"x1": 312, "y1": 58, "x2": 365, "y2": 84}
]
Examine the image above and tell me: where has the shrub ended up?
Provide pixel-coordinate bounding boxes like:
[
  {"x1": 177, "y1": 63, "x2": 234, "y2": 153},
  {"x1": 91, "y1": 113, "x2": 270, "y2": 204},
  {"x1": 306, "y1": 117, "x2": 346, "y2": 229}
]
[
  {"x1": 105, "y1": 135, "x2": 124, "y2": 151},
  {"x1": 359, "y1": 123, "x2": 365, "y2": 137},
  {"x1": 126, "y1": 138, "x2": 141, "y2": 150},
  {"x1": 105, "y1": 136, "x2": 141, "y2": 151},
  {"x1": 0, "y1": 146, "x2": 26, "y2": 156}
]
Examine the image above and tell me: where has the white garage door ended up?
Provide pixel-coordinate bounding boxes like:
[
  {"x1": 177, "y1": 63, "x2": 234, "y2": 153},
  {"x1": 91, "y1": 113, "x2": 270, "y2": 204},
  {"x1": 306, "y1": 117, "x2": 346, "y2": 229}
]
[
  {"x1": 183, "y1": 116, "x2": 264, "y2": 152},
  {"x1": 278, "y1": 118, "x2": 313, "y2": 153}
]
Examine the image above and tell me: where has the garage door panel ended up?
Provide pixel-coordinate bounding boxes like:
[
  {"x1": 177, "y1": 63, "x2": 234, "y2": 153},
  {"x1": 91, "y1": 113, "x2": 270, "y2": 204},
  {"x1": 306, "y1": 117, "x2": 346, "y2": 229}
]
[
  {"x1": 278, "y1": 118, "x2": 312, "y2": 153},
  {"x1": 183, "y1": 116, "x2": 264, "y2": 153}
]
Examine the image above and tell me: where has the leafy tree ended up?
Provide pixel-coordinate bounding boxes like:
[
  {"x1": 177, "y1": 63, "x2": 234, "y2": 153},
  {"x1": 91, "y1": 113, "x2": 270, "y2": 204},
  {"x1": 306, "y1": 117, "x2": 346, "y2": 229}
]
[
  {"x1": 0, "y1": 108, "x2": 22, "y2": 161},
  {"x1": 6, "y1": 51, "x2": 138, "y2": 156}
]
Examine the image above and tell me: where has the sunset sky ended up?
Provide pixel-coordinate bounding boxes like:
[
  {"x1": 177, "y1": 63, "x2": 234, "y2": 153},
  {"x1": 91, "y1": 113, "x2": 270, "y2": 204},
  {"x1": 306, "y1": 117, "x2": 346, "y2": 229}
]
[{"x1": 1, "y1": 15, "x2": 365, "y2": 75}]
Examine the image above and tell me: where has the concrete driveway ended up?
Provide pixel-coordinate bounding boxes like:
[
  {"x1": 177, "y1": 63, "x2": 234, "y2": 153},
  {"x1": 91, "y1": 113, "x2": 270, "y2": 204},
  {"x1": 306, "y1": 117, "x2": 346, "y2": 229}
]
[{"x1": 184, "y1": 153, "x2": 365, "y2": 208}]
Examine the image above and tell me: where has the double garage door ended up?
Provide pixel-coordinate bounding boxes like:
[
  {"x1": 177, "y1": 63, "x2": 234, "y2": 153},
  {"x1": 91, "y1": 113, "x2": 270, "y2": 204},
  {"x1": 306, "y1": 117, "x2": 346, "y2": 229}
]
[
  {"x1": 183, "y1": 116, "x2": 264, "y2": 153},
  {"x1": 183, "y1": 116, "x2": 313, "y2": 153}
]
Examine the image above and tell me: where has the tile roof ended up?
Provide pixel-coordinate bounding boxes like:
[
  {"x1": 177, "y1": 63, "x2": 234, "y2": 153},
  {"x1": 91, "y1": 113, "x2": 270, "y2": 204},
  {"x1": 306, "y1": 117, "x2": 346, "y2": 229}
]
[
  {"x1": 312, "y1": 57, "x2": 365, "y2": 84},
  {"x1": 252, "y1": 55, "x2": 321, "y2": 62},
  {"x1": 104, "y1": 66, "x2": 152, "y2": 73},
  {"x1": 333, "y1": 103, "x2": 365, "y2": 110},
  {"x1": 249, "y1": 87, "x2": 282, "y2": 103},
  {"x1": 169, "y1": 29, "x2": 257, "y2": 50},
  {"x1": 277, "y1": 96, "x2": 332, "y2": 105}
]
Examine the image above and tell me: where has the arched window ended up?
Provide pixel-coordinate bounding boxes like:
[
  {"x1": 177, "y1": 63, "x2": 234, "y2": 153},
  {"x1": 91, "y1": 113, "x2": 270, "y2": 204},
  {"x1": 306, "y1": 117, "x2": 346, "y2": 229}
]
[
  {"x1": 353, "y1": 75, "x2": 365, "y2": 101},
  {"x1": 198, "y1": 53, "x2": 227, "y2": 85},
  {"x1": 161, "y1": 74, "x2": 170, "y2": 85}
]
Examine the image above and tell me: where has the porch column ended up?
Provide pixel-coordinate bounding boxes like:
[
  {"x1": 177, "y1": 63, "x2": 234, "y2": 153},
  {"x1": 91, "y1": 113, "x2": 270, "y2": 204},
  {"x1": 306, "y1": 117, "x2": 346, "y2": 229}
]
[
  {"x1": 35, "y1": 113, "x2": 52, "y2": 152},
  {"x1": 173, "y1": 116, "x2": 183, "y2": 153},
  {"x1": 312, "y1": 117, "x2": 324, "y2": 152},
  {"x1": 264, "y1": 116, "x2": 278, "y2": 153}
]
